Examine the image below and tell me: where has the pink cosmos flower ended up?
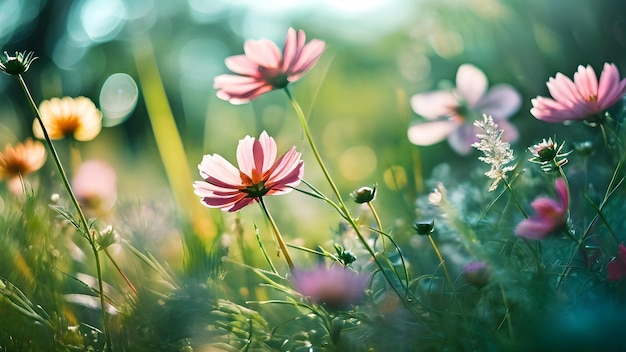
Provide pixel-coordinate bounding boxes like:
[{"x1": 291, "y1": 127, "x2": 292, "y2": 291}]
[
  {"x1": 607, "y1": 244, "x2": 626, "y2": 282},
  {"x1": 531, "y1": 63, "x2": 626, "y2": 123},
  {"x1": 214, "y1": 28, "x2": 325, "y2": 105},
  {"x1": 408, "y1": 64, "x2": 521, "y2": 155},
  {"x1": 72, "y1": 160, "x2": 117, "y2": 216},
  {"x1": 291, "y1": 265, "x2": 369, "y2": 309},
  {"x1": 515, "y1": 178, "x2": 569, "y2": 240},
  {"x1": 193, "y1": 131, "x2": 303, "y2": 212}
]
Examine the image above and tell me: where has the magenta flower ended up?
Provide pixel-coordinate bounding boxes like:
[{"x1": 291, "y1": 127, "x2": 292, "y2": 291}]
[
  {"x1": 531, "y1": 63, "x2": 626, "y2": 123},
  {"x1": 608, "y1": 244, "x2": 626, "y2": 282},
  {"x1": 515, "y1": 178, "x2": 569, "y2": 240},
  {"x1": 291, "y1": 265, "x2": 369, "y2": 309},
  {"x1": 462, "y1": 261, "x2": 491, "y2": 287},
  {"x1": 193, "y1": 131, "x2": 303, "y2": 212},
  {"x1": 408, "y1": 64, "x2": 521, "y2": 155},
  {"x1": 214, "y1": 28, "x2": 325, "y2": 105}
]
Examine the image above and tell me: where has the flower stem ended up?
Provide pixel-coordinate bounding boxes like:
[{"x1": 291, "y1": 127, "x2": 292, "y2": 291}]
[
  {"x1": 367, "y1": 201, "x2": 385, "y2": 251},
  {"x1": 503, "y1": 178, "x2": 528, "y2": 219},
  {"x1": 258, "y1": 197, "x2": 294, "y2": 270},
  {"x1": 284, "y1": 88, "x2": 415, "y2": 308},
  {"x1": 427, "y1": 234, "x2": 453, "y2": 289},
  {"x1": 16, "y1": 74, "x2": 113, "y2": 352}
]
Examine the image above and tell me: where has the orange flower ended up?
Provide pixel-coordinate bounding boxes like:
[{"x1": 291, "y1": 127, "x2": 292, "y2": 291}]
[
  {"x1": 0, "y1": 139, "x2": 46, "y2": 193},
  {"x1": 33, "y1": 96, "x2": 102, "y2": 141}
]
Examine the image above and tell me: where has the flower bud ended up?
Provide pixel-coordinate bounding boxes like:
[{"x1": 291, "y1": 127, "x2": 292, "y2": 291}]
[
  {"x1": 0, "y1": 51, "x2": 37, "y2": 75},
  {"x1": 351, "y1": 185, "x2": 376, "y2": 204},
  {"x1": 462, "y1": 261, "x2": 491, "y2": 287},
  {"x1": 413, "y1": 220, "x2": 435, "y2": 236}
]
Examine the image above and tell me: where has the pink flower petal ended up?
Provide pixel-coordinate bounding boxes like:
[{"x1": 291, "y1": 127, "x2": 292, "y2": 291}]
[
  {"x1": 410, "y1": 90, "x2": 459, "y2": 120},
  {"x1": 515, "y1": 217, "x2": 557, "y2": 240},
  {"x1": 456, "y1": 64, "x2": 488, "y2": 106},
  {"x1": 243, "y1": 39, "x2": 281, "y2": 68},
  {"x1": 258, "y1": 131, "x2": 278, "y2": 174},
  {"x1": 473, "y1": 84, "x2": 522, "y2": 119},
  {"x1": 447, "y1": 123, "x2": 478, "y2": 155},
  {"x1": 546, "y1": 73, "x2": 581, "y2": 108},
  {"x1": 282, "y1": 28, "x2": 303, "y2": 73},
  {"x1": 573, "y1": 65, "x2": 599, "y2": 103},
  {"x1": 407, "y1": 119, "x2": 460, "y2": 146},
  {"x1": 288, "y1": 39, "x2": 326, "y2": 80},
  {"x1": 224, "y1": 55, "x2": 262, "y2": 77},
  {"x1": 598, "y1": 63, "x2": 626, "y2": 109},
  {"x1": 198, "y1": 154, "x2": 241, "y2": 187}
]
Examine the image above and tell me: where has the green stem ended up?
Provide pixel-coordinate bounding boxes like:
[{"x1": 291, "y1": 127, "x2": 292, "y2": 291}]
[
  {"x1": 503, "y1": 178, "x2": 528, "y2": 219},
  {"x1": 284, "y1": 88, "x2": 415, "y2": 309},
  {"x1": 367, "y1": 201, "x2": 385, "y2": 252},
  {"x1": 258, "y1": 197, "x2": 294, "y2": 270},
  {"x1": 427, "y1": 234, "x2": 453, "y2": 289},
  {"x1": 16, "y1": 74, "x2": 112, "y2": 352}
]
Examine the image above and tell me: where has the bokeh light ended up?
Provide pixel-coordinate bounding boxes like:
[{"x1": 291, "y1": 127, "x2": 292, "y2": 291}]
[{"x1": 99, "y1": 73, "x2": 138, "y2": 127}]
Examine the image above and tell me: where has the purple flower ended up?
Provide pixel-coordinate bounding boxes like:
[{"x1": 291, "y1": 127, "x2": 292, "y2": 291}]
[
  {"x1": 291, "y1": 265, "x2": 369, "y2": 309},
  {"x1": 607, "y1": 244, "x2": 626, "y2": 282},
  {"x1": 531, "y1": 63, "x2": 626, "y2": 123},
  {"x1": 515, "y1": 178, "x2": 569, "y2": 240},
  {"x1": 462, "y1": 261, "x2": 491, "y2": 287},
  {"x1": 408, "y1": 64, "x2": 521, "y2": 155}
]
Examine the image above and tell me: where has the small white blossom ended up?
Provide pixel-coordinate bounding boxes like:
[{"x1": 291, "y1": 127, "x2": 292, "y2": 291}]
[{"x1": 472, "y1": 115, "x2": 515, "y2": 191}]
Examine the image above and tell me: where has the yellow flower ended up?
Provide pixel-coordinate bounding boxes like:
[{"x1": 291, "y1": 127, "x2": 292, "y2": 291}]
[
  {"x1": 33, "y1": 96, "x2": 102, "y2": 141},
  {"x1": 0, "y1": 139, "x2": 46, "y2": 193}
]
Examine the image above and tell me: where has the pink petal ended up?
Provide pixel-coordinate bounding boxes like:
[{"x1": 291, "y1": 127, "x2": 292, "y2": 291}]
[
  {"x1": 573, "y1": 65, "x2": 599, "y2": 102},
  {"x1": 282, "y1": 28, "x2": 303, "y2": 74},
  {"x1": 410, "y1": 90, "x2": 459, "y2": 120},
  {"x1": 598, "y1": 63, "x2": 626, "y2": 109},
  {"x1": 236, "y1": 135, "x2": 257, "y2": 177},
  {"x1": 265, "y1": 147, "x2": 304, "y2": 190},
  {"x1": 225, "y1": 55, "x2": 262, "y2": 77},
  {"x1": 198, "y1": 154, "x2": 241, "y2": 188},
  {"x1": 456, "y1": 64, "x2": 488, "y2": 106},
  {"x1": 473, "y1": 84, "x2": 522, "y2": 119},
  {"x1": 530, "y1": 197, "x2": 562, "y2": 216},
  {"x1": 288, "y1": 39, "x2": 325, "y2": 80},
  {"x1": 407, "y1": 119, "x2": 460, "y2": 146},
  {"x1": 515, "y1": 217, "x2": 556, "y2": 240},
  {"x1": 546, "y1": 73, "x2": 581, "y2": 108},
  {"x1": 257, "y1": 131, "x2": 278, "y2": 174},
  {"x1": 447, "y1": 123, "x2": 478, "y2": 155},
  {"x1": 243, "y1": 39, "x2": 282, "y2": 68}
]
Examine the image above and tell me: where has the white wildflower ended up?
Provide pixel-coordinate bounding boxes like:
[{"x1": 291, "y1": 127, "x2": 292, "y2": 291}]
[{"x1": 471, "y1": 115, "x2": 515, "y2": 191}]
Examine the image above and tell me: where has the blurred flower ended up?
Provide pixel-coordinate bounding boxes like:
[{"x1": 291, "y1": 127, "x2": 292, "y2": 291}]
[
  {"x1": 214, "y1": 27, "x2": 325, "y2": 104},
  {"x1": 291, "y1": 265, "x2": 369, "y2": 309},
  {"x1": 351, "y1": 185, "x2": 376, "y2": 203},
  {"x1": 193, "y1": 131, "x2": 303, "y2": 212},
  {"x1": 607, "y1": 244, "x2": 626, "y2": 282},
  {"x1": 462, "y1": 261, "x2": 491, "y2": 287},
  {"x1": 530, "y1": 63, "x2": 626, "y2": 123},
  {"x1": 528, "y1": 137, "x2": 570, "y2": 173},
  {"x1": 472, "y1": 115, "x2": 515, "y2": 191},
  {"x1": 71, "y1": 160, "x2": 117, "y2": 216},
  {"x1": 408, "y1": 64, "x2": 521, "y2": 155},
  {"x1": 0, "y1": 51, "x2": 37, "y2": 75},
  {"x1": 0, "y1": 139, "x2": 46, "y2": 193},
  {"x1": 33, "y1": 97, "x2": 102, "y2": 141},
  {"x1": 515, "y1": 178, "x2": 569, "y2": 240}
]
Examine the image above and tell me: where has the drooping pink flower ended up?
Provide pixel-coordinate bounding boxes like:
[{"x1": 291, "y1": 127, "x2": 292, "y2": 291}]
[
  {"x1": 531, "y1": 63, "x2": 626, "y2": 123},
  {"x1": 515, "y1": 178, "x2": 569, "y2": 240},
  {"x1": 607, "y1": 244, "x2": 626, "y2": 282},
  {"x1": 214, "y1": 28, "x2": 325, "y2": 105},
  {"x1": 291, "y1": 265, "x2": 369, "y2": 309},
  {"x1": 408, "y1": 64, "x2": 521, "y2": 155},
  {"x1": 72, "y1": 160, "x2": 117, "y2": 216},
  {"x1": 193, "y1": 131, "x2": 303, "y2": 212}
]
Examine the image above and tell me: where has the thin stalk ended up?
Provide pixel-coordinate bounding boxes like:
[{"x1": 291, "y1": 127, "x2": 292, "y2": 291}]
[
  {"x1": 284, "y1": 88, "x2": 415, "y2": 309},
  {"x1": 502, "y1": 178, "x2": 528, "y2": 219},
  {"x1": 16, "y1": 74, "x2": 112, "y2": 352},
  {"x1": 367, "y1": 201, "x2": 385, "y2": 252},
  {"x1": 258, "y1": 197, "x2": 294, "y2": 270},
  {"x1": 427, "y1": 234, "x2": 453, "y2": 290}
]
